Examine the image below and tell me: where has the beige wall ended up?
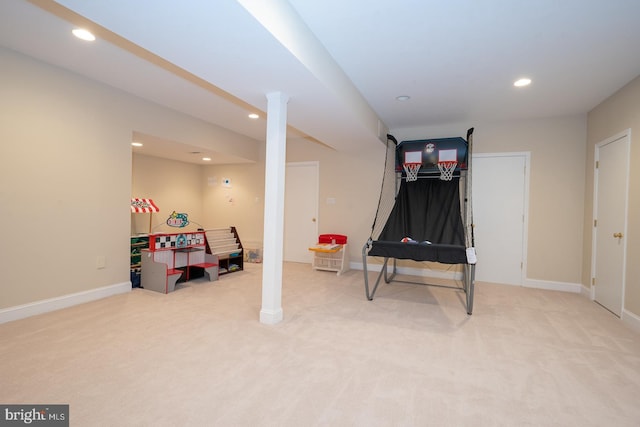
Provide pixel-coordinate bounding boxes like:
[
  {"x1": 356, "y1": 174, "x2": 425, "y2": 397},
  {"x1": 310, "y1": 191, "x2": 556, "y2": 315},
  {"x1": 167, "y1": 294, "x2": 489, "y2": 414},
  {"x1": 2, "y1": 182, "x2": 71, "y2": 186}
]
[
  {"x1": 5, "y1": 41, "x2": 633, "y2": 315},
  {"x1": 285, "y1": 138, "x2": 387, "y2": 261},
  {"x1": 196, "y1": 137, "x2": 386, "y2": 256},
  {"x1": 156, "y1": 116, "x2": 589, "y2": 287},
  {"x1": 130, "y1": 136, "x2": 382, "y2": 258},
  {"x1": 132, "y1": 153, "x2": 267, "y2": 249},
  {"x1": 0, "y1": 48, "x2": 132, "y2": 308},
  {"x1": 584, "y1": 75, "x2": 640, "y2": 316},
  {"x1": 134, "y1": 135, "x2": 386, "y2": 262},
  {"x1": 131, "y1": 154, "x2": 204, "y2": 234},
  {"x1": 393, "y1": 116, "x2": 587, "y2": 284},
  {"x1": 200, "y1": 160, "x2": 266, "y2": 247},
  {"x1": 286, "y1": 115, "x2": 587, "y2": 287}
]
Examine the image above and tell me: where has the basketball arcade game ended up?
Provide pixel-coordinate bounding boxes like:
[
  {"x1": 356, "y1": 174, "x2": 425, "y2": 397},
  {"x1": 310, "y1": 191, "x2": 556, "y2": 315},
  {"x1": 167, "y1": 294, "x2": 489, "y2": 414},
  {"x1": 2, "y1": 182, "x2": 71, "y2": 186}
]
[{"x1": 362, "y1": 128, "x2": 476, "y2": 314}]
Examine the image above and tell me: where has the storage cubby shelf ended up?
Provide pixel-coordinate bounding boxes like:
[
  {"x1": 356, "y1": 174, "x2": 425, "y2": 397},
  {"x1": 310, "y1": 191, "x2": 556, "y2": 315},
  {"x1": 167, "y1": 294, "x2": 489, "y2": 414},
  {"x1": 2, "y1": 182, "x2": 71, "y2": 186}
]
[{"x1": 203, "y1": 227, "x2": 244, "y2": 275}]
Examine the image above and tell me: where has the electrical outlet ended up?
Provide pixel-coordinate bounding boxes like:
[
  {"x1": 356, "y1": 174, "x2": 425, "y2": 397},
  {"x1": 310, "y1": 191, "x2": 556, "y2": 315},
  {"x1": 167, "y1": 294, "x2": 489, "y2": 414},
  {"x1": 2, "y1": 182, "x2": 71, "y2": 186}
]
[{"x1": 96, "y1": 256, "x2": 106, "y2": 269}]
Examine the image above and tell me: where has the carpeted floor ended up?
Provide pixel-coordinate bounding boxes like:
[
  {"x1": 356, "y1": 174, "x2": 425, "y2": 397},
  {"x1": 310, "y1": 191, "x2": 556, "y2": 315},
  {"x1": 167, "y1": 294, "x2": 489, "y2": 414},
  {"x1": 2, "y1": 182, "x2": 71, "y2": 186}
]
[{"x1": 1, "y1": 262, "x2": 639, "y2": 426}]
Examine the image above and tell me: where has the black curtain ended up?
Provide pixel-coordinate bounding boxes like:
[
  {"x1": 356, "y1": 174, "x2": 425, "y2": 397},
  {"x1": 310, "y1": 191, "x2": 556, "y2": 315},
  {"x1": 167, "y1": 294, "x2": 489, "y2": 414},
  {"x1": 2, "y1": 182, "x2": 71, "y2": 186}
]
[{"x1": 377, "y1": 178, "x2": 464, "y2": 245}]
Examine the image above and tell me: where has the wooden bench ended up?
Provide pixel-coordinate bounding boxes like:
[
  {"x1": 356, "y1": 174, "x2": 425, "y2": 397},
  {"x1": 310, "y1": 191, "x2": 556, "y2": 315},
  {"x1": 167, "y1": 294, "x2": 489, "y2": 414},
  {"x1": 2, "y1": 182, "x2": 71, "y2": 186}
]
[
  {"x1": 189, "y1": 262, "x2": 219, "y2": 282},
  {"x1": 141, "y1": 263, "x2": 185, "y2": 294}
]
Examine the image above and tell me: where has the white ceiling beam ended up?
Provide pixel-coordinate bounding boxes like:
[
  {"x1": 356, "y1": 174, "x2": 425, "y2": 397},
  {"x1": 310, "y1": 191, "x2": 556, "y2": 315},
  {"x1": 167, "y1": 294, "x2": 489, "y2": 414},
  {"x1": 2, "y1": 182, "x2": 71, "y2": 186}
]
[{"x1": 237, "y1": 0, "x2": 388, "y2": 142}]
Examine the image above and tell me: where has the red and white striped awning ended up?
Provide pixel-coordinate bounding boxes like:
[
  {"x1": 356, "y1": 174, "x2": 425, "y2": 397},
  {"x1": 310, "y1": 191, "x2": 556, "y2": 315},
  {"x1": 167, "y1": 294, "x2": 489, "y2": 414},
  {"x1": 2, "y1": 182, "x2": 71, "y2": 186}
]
[{"x1": 131, "y1": 198, "x2": 159, "y2": 213}]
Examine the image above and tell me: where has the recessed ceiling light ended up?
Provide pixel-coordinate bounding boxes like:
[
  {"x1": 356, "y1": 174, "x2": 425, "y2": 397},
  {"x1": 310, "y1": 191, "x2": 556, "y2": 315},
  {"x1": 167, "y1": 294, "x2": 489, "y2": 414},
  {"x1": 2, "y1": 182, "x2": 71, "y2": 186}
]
[
  {"x1": 202, "y1": 157, "x2": 211, "y2": 161},
  {"x1": 248, "y1": 113, "x2": 259, "y2": 119},
  {"x1": 72, "y1": 28, "x2": 96, "y2": 41},
  {"x1": 396, "y1": 95, "x2": 411, "y2": 101},
  {"x1": 514, "y1": 78, "x2": 532, "y2": 87},
  {"x1": 131, "y1": 142, "x2": 143, "y2": 147}
]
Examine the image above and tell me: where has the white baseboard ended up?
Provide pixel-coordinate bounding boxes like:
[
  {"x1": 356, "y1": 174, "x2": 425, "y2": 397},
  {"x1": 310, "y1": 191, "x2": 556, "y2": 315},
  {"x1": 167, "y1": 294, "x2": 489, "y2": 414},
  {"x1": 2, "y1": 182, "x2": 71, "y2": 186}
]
[
  {"x1": 260, "y1": 308, "x2": 284, "y2": 325},
  {"x1": 581, "y1": 284, "x2": 593, "y2": 299},
  {"x1": 622, "y1": 309, "x2": 640, "y2": 333},
  {"x1": 0, "y1": 281, "x2": 132, "y2": 324},
  {"x1": 577, "y1": 287, "x2": 640, "y2": 332},
  {"x1": 523, "y1": 278, "x2": 583, "y2": 293}
]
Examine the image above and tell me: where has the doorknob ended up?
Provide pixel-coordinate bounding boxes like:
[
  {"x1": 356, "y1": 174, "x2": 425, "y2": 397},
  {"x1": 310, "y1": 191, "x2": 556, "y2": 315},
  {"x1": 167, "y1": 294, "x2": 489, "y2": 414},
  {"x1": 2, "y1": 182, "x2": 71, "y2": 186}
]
[
  {"x1": 312, "y1": 218, "x2": 316, "y2": 222},
  {"x1": 613, "y1": 232, "x2": 624, "y2": 238}
]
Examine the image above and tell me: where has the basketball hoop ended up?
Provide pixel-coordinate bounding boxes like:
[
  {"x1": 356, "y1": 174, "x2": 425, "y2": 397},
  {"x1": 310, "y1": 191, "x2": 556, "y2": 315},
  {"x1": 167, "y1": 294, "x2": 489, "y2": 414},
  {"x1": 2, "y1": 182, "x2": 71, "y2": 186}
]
[
  {"x1": 403, "y1": 163, "x2": 421, "y2": 181},
  {"x1": 438, "y1": 161, "x2": 457, "y2": 181}
]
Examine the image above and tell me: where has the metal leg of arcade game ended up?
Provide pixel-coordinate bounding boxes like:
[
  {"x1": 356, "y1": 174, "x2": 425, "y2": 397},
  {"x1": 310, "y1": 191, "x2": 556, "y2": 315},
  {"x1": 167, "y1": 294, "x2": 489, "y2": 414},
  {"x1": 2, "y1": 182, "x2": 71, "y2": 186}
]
[
  {"x1": 463, "y1": 263, "x2": 475, "y2": 315},
  {"x1": 362, "y1": 243, "x2": 398, "y2": 300}
]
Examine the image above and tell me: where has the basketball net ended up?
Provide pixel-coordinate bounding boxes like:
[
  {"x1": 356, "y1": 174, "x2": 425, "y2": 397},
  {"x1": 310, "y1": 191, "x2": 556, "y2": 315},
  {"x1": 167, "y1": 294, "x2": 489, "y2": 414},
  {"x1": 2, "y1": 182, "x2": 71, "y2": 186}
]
[
  {"x1": 438, "y1": 161, "x2": 457, "y2": 181},
  {"x1": 403, "y1": 163, "x2": 421, "y2": 181}
]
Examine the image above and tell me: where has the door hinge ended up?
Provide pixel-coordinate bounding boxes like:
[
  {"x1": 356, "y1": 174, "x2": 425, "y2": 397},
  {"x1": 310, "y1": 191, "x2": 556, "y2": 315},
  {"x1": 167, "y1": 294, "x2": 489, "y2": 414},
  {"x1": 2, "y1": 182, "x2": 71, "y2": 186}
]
[
  {"x1": 594, "y1": 219, "x2": 597, "y2": 227},
  {"x1": 595, "y1": 161, "x2": 599, "y2": 169},
  {"x1": 592, "y1": 277, "x2": 596, "y2": 286},
  {"x1": 521, "y1": 262, "x2": 523, "y2": 270}
]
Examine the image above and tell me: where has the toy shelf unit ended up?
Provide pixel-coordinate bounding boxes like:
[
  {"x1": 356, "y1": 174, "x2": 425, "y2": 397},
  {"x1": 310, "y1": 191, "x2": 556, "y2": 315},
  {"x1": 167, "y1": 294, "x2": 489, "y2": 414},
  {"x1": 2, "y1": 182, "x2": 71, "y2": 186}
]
[
  {"x1": 309, "y1": 234, "x2": 349, "y2": 275},
  {"x1": 130, "y1": 235, "x2": 149, "y2": 288},
  {"x1": 203, "y1": 227, "x2": 244, "y2": 275},
  {"x1": 141, "y1": 231, "x2": 218, "y2": 294}
]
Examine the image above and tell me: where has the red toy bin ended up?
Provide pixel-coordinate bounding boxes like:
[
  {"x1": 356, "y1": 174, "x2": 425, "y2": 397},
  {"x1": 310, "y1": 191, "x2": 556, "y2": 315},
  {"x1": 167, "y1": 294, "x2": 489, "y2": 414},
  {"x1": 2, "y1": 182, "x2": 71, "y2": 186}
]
[{"x1": 318, "y1": 234, "x2": 347, "y2": 244}]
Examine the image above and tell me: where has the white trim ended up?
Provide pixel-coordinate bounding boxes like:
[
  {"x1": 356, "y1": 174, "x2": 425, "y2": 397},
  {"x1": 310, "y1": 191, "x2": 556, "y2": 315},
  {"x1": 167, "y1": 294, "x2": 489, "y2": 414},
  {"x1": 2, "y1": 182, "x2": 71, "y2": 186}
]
[
  {"x1": 0, "y1": 282, "x2": 131, "y2": 324},
  {"x1": 523, "y1": 278, "x2": 582, "y2": 293},
  {"x1": 622, "y1": 309, "x2": 640, "y2": 333},
  {"x1": 591, "y1": 129, "x2": 631, "y2": 316},
  {"x1": 472, "y1": 152, "x2": 531, "y2": 286},
  {"x1": 260, "y1": 308, "x2": 284, "y2": 324}
]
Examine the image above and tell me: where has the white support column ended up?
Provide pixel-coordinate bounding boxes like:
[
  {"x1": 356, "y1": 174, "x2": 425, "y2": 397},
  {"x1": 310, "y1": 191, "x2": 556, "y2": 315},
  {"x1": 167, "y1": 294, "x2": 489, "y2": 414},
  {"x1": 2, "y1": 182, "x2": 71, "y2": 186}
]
[{"x1": 260, "y1": 91, "x2": 289, "y2": 324}]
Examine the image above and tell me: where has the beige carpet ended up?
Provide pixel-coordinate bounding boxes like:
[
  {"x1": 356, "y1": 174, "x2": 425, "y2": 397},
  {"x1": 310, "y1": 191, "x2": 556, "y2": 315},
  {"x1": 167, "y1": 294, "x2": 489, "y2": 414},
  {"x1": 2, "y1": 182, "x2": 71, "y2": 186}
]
[{"x1": 1, "y1": 262, "x2": 639, "y2": 426}]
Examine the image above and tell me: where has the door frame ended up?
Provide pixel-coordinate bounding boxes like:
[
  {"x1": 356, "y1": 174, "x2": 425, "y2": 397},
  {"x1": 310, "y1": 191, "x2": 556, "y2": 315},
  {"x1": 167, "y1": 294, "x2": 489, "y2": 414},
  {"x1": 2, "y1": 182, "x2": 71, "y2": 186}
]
[
  {"x1": 284, "y1": 161, "x2": 319, "y2": 263},
  {"x1": 590, "y1": 129, "x2": 631, "y2": 313},
  {"x1": 472, "y1": 152, "x2": 530, "y2": 286}
]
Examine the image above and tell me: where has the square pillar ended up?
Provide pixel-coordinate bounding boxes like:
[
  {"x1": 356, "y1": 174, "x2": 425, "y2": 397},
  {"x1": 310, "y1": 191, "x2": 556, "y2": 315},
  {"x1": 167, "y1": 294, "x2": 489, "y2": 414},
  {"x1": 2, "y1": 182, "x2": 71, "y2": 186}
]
[{"x1": 260, "y1": 92, "x2": 289, "y2": 324}]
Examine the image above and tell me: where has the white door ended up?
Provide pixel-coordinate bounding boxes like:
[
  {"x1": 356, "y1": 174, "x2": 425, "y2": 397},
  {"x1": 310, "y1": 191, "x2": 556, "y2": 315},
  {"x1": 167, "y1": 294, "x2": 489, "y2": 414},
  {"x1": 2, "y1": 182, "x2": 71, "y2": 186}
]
[
  {"x1": 593, "y1": 132, "x2": 630, "y2": 317},
  {"x1": 284, "y1": 162, "x2": 319, "y2": 263},
  {"x1": 472, "y1": 153, "x2": 528, "y2": 286}
]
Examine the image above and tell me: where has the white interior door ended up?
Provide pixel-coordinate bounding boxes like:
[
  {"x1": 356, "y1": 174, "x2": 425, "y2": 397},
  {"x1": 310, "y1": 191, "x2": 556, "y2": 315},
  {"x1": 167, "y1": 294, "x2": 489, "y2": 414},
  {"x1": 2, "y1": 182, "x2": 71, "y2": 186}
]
[
  {"x1": 284, "y1": 162, "x2": 319, "y2": 263},
  {"x1": 472, "y1": 153, "x2": 528, "y2": 286},
  {"x1": 593, "y1": 132, "x2": 630, "y2": 317}
]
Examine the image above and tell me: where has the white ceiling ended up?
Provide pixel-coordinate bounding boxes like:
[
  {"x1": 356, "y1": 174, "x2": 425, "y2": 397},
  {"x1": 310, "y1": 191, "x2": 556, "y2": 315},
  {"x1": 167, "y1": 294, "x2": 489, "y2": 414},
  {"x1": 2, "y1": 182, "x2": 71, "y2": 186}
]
[{"x1": 2, "y1": 0, "x2": 640, "y2": 164}]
